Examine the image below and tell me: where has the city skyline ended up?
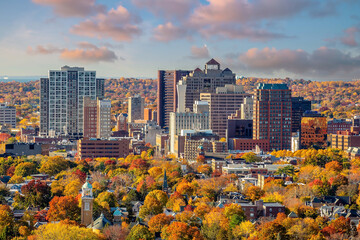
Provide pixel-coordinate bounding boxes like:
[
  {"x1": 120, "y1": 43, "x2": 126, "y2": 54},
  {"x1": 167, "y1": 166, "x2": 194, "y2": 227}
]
[{"x1": 0, "y1": 0, "x2": 360, "y2": 81}]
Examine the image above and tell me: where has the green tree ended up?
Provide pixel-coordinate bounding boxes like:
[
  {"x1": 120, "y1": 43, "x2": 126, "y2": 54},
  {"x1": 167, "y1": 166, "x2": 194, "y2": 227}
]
[
  {"x1": 14, "y1": 162, "x2": 37, "y2": 177},
  {"x1": 275, "y1": 165, "x2": 296, "y2": 177},
  {"x1": 242, "y1": 152, "x2": 261, "y2": 163},
  {"x1": 39, "y1": 156, "x2": 69, "y2": 176},
  {"x1": 126, "y1": 225, "x2": 154, "y2": 240}
]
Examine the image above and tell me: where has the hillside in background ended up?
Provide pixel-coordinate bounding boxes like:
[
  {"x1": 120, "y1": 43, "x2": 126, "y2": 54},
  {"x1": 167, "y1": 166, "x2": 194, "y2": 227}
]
[{"x1": 1, "y1": 77, "x2": 360, "y2": 122}]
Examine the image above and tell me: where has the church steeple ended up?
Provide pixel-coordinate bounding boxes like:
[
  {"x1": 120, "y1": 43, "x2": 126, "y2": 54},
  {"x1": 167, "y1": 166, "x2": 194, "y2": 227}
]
[{"x1": 163, "y1": 170, "x2": 168, "y2": 192}]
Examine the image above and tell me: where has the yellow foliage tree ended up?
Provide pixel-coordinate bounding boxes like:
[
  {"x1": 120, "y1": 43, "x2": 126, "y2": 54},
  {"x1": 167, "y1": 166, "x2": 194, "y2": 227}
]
[
  {"x1": 232, "y1": 221, "x2": 255, "y2": 239},
  {"x1": 64, "y1": 179, "x2": 82, "y2": 197},
  {"x1": 31, "y1": 222, "x2": 101, "y2": 240}
]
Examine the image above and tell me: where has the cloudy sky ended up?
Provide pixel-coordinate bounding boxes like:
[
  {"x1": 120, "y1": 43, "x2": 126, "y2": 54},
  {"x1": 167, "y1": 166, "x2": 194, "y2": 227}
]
[{"x1": 1, "y1": 0, "x2": 360, "y2": 80}]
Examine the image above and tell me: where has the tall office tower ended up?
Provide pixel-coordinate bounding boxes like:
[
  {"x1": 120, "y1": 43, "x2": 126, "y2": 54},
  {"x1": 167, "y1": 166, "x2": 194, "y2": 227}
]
[
  {"x1": 157, "y1": 70, "x2": 191, "y2": 129},
  {"x1": 240, "y1": 96, "x2": 254, "y2": 120},
  {"x1": 200, "y1": 85, "x2": 251, "y2": 138},
  {"x1": 128, "y1": 95, "x2": 144, "y2": 123},
  {"x1": 40, "y1": 66, "x2": 104, "y2": 137},
  {"x1": 291, "y1": 97, "x2": 311, "y2": 133},
  {"x1": 177, "y1": 59, "x2": 236, "y2": 113},
  {"x1": 144, "y1": 108, "x2": 152, "y2": 121},
  {"x1": 301, "y1": 111, "x2": 327, "y2": 149},
  {"x1": 83, "y1": 97, "x2": 111, "y2": 139},
  {"x1": 83, "y1": 97, "x2": 97, "y2": 138},
  {"x1": 0, "y1": 103, "x2": 16, "y2": 128},
  {"x1": 253, "y1": 83, "x2": 292, "y2": 151},
  {"x1": 169, "y1": 101, "x2": 210, "y2": 153}
]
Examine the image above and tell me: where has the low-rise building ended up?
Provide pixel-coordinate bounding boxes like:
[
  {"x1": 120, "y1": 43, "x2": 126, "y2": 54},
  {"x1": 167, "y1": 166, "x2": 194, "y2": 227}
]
[
  {"x1": 182, "y1": 131, "x2": 226, "y2": 162},
  {"x1": 230, "y1": 138, "x2": 270, "y2": 151},
  {"x1": 143, "y1": 124, "x2": 164, "y2": 147},
  {"x1": 327, "y1": 119, "x2": 352, "y2": 134},
  {"x1": 0, "y1": 143, "x2": 43, "y2": 156},
  {"x1": 331, "y1": 131, "x2": 360, "y2": 150},
  {"x1": 77, "y1": 138, "x2": 130, "y2": 159},
  {"x1": 156, "y1": 134, "x2": 169, "y2": 156},
  {"x1": 240, "y1": 200, "x2": 285, "y2": 220}
]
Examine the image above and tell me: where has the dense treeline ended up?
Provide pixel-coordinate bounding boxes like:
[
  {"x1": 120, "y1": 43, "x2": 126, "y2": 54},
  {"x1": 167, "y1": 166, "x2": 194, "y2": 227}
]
[{"x1": 2, "y1": 147, "x2": 360, "y2": 239}]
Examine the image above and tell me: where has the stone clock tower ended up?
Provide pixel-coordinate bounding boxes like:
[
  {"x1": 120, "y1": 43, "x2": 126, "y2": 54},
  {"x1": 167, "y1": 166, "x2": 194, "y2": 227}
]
[{"x1": 81, "y1": 176, "x2": 94, "y2": 226}]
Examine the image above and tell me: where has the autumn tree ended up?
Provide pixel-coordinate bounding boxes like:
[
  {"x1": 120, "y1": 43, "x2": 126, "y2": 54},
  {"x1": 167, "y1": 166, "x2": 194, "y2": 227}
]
[
  {"x1": 161, "y1": 222, "x2": 202, "y2": 240},
  {"x1": 21, "y1": 180, "x2": 51, "y2": 208},
  {"x1": 321, "y1": 216, "x2": 351, "y2": 237},
  {"x1": 148, "y1": 213, "x2": 174, "y2": 233},
  {"x1": 257, "y1": 221, "x2": 287, "y2": 240},
  {"x1": 64, "y1": 179, "x2": 82, "y2": 197},
  {"x1": 176, "y1": 211, "x2": 202, "y2": 227},
  {"x1": 129, "y1": 158, "x2": 149, "y2": 176},
  {"x1": 202, "y1": 209, "x2": 229, "y2": 239},
  {"x1": 139, "y1": 190, "x2": 168, "y2": 219},
  {"x1": 197, "y1": 165, "x2": 212, "y2": 177},
  {"x1": 245, "y1": 186, "x2": 265, "y2": 202},
  {"x1": 232, "y1": 221, "x2": 255, "y2": 239},
  {"x1": 196, "y1": 155, "x2": 205, "y2": 164},
  {"x1": 176, "y1": 180, "x2": 195, "y2": 196},
  {"x1": 31, "y1": 222, "x2": 101, "y2": 240},
  {"x1": 224, "y1": 203, "x2": 246, "y2": 228},
  {"x1": 194, "y1": 203, "x2": 212, "y2": 220},
  {"x1": 14, "y1": 162, "x2": 37, "y2": 177},
  {"x1": 95, "y1": 191, "x2": 117, "y2": 210},
  {"x1": 47, "y1": 196, "x2": 81, "y2": 222},
  {"x1": 103, "y1": 224, "x2": 129, "y2": 240},
  {"x1": 0, "y1": 204, "x2": 15, "y2": 239},
  {"x1": 39, "y1": 156, "x2": 69, "y2": 176}
]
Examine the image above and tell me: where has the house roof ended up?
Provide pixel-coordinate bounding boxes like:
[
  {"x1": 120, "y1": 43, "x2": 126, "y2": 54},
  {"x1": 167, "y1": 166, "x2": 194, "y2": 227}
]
[{"x1": 89, "y1": 213, "x2": 112, "y2": 230}]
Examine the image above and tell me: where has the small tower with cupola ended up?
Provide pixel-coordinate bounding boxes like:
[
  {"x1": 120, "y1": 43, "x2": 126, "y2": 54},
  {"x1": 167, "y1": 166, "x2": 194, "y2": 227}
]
[{"x1": 81, "y1": 176, "x2": 94, "y2": 226}]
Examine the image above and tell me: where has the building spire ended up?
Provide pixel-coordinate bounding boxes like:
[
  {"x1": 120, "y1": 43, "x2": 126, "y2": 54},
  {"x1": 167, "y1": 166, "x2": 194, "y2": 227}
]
[{"x1": 163, "y1": 170, "x2": 168, "y2": 192}]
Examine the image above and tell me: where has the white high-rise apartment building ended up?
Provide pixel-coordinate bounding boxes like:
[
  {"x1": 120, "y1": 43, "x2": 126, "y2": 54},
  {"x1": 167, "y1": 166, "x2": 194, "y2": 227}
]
[{"x1": 40, "y1": 66, "x2": 104, "y2": 137}]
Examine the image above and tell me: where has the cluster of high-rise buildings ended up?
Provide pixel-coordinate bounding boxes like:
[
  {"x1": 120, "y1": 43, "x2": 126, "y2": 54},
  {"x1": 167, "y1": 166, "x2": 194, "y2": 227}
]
[
  {"x1": 156, "y1": 59, "x2": 315, "y2": 160},
  {"x1": 31, "y1": 60, "x2": 360, "y2": 161}
]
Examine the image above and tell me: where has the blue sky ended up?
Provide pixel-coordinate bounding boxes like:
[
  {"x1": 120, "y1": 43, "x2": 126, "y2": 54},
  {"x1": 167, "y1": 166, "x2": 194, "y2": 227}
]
[{"x1": 0, "y1": 0, "x2": 360, "y2": 80}]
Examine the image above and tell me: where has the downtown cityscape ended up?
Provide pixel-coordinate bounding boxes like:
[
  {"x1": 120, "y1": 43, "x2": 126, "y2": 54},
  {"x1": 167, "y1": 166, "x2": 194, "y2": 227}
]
[{"x1": 1, "y1": 1, "x2": 360, "y2": 240}]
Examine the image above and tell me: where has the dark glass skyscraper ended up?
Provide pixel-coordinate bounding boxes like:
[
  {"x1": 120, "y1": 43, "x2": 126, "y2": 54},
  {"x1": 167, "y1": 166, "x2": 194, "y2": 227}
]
[
  {"x1": 157, "y1": 70, "x2": 191, "y2": 129},
  {"x1": 291, "y1": 97, "x2": 311, "y2": 133}
]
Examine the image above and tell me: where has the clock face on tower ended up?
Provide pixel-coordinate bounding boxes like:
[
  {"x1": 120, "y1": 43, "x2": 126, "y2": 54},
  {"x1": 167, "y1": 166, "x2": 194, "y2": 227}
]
[{"x1": 85, "y1": 202, "x2": 90, "y2": 211}]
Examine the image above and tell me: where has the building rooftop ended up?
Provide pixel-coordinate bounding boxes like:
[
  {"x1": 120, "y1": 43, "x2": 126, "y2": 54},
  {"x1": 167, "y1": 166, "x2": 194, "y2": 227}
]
[
  {"x1": 206, "y1": 58, "x2": 220, "y2": 65},
  {"x1": 303, "y1": 110, "x2": 323, "y2": 117},
  {"x1": 257, "y1": 83, "x2": 289, "y2": 90}
]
